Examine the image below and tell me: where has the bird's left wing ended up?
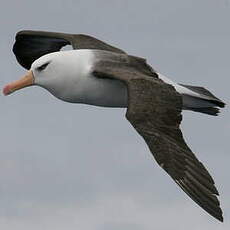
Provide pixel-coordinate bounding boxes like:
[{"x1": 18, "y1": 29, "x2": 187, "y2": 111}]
[
  {"x1": 93, "y1": 59, "x2": 223, "y2": 222},
  {"x1": 13, "y1": 30, "x2": 126, "y2": 69}
]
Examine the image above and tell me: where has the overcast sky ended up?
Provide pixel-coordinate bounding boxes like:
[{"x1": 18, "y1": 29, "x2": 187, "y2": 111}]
[{"x1": 0, "y1": 0, "x2": 229, "y2": 229}]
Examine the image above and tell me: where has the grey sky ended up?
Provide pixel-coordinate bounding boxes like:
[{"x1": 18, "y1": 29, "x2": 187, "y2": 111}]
[{"x1": 0, "y1": 0, "x2": 229, "y2": 229}]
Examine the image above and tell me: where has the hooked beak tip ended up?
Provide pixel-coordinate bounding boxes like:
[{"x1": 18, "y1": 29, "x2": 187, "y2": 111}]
[
  {"x1": 3, "y1": 85, "x2": 12, "y2": 96},
  {"x1": 2, "y1": 70, "x2": 34, "y2": 96}
]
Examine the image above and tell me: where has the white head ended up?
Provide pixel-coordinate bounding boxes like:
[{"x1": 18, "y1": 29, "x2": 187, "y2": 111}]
[{"x1": 3, "y1": 50, "x2": 94, "y2": 102}]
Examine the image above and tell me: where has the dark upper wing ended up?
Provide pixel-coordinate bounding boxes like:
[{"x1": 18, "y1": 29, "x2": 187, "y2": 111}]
[
  {"x1": 13, "y1": 30, "x2": 126, "y2": 69},
  {"x1": 93, "y1": 59, "x2": 223, "y2": 222}
]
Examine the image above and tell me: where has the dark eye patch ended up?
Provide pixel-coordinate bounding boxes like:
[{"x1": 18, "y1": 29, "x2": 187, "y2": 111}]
[{"x1": 36, "y1": 61, "x2": 51, "y2": 71}]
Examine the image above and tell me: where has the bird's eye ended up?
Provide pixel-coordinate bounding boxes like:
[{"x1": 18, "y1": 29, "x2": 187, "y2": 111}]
[{"x1": 37, "y1": 62, "x2": 50, "y2": 71}]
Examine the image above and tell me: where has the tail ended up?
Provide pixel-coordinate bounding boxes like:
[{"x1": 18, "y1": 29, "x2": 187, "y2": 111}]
[{"x1": 180, "y1": 84, "x2": 225, "y2": 116}]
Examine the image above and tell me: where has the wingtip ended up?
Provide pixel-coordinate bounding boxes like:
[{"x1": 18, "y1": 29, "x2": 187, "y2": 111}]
[
  {"x1": 211, "y1": 203, "x2": 224, "y2": 222},
  {"x1": 15, "y1": 30, "x2": 32, "y2": 38},
  {"x1": 219, "y1": 216, "x2": 224, "y2": 222},
  {"x1": 214, "y1": 212, "x2": 224, "y2": 222}
]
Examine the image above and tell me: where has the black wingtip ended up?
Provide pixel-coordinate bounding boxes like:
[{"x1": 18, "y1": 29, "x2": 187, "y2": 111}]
[
  {"x1": 211, "y1": 205, "x2": 224, "y2": 222},
  {"x1": 218, "y1": 215, "x2": 224, "y2": 222},
  {"x1": 213, "y1": 211, "x2": 224, "y2": 222},
  {"x1": 12, "y1": 30, "x2": 70, "y2": 69}
]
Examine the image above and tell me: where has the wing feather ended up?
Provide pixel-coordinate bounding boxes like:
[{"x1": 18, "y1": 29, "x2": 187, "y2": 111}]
[
  {"x1": 93, "y1": 58, "x2": 223, "y2": 222},
  {"x1": 13, "y1": 30, "x2": 125, "y2": 69}
]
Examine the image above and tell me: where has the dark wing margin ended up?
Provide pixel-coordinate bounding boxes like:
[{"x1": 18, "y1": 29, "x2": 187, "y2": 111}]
[
  {"x1": 93, "y1": 59, "x2": 223, "y2": 222},
  {"x1": 13, "y1": 30, "x2": 126, "y2": 69}
]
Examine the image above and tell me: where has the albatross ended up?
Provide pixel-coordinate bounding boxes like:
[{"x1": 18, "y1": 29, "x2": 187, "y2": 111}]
[{"x1": 3, "y1": 30, "x2": 225, "y2": 222}]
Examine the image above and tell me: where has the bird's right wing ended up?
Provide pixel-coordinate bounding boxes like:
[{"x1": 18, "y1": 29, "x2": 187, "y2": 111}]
[
  {"x1": 13, "y1": 30, "x2": 126, "y2": 69},
  {"x1": 93, "y1": 59, "x2": 223, "y2": 222}
]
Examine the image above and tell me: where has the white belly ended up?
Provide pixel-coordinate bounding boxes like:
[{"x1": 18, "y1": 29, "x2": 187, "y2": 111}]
[
  {"x1": 74, "y1": 75, "x2": 128, "y2": 107},
  {"x1": 47, "y1": 72, "x2": 129, "y2": 107}
]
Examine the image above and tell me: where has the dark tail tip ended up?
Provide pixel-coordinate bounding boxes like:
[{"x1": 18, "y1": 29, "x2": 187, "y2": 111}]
[{"x1": 190, "y1": 107, "x2": 220, "y2": 116}]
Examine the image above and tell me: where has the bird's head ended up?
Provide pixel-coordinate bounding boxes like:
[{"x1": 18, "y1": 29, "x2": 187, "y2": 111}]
[{"x1": 3, "y1": 50, "x2": 93, "y2": 102}]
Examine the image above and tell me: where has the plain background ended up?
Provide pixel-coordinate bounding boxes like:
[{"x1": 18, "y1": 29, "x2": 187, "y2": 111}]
[{"x1": 0, "y1": 0, "x2": 229, "y2": 229}]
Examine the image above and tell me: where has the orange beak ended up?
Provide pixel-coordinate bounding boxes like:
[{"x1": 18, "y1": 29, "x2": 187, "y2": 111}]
[{"x1": 3, "y1": 70, "x2": 34, "y2": 96}]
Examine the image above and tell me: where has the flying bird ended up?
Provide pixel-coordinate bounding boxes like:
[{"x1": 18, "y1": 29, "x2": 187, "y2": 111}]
[{"x1": 3, "y1": 30, "x2": 225, "y2": 222}]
